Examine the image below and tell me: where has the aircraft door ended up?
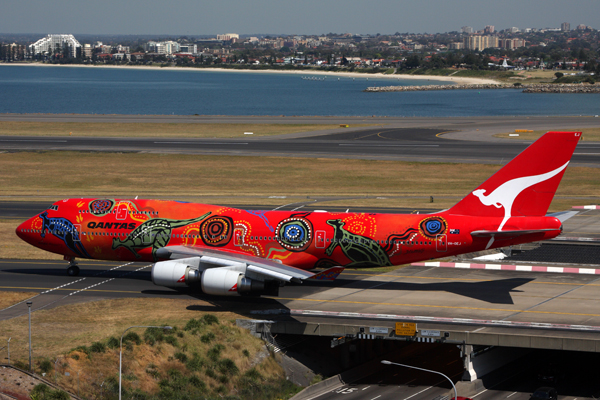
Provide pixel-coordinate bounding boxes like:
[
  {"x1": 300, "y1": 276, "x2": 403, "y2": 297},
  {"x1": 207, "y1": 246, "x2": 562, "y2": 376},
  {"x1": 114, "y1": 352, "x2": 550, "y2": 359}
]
[
  {"x1": 116, "y1": 203, "x2": 128, "y2": 220},
  {"x1": 315, "y1": 230, "x2": 327, "y2": 249},
  {"x1": 436, "y1": 235, "x2": 447, "y2": 252},
  {"x1": 234, "y1": 228, "x2": 244, "y2": 246},
  {"x1": 73, "y1": 224, "x2": 81, "y2": 241}
]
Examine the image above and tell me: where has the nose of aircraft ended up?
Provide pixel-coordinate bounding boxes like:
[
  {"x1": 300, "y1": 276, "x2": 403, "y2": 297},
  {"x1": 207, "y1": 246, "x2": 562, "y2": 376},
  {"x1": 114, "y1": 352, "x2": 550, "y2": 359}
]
[{"x1": 16, "y1": 217, "x2": 37, "y2": 244}]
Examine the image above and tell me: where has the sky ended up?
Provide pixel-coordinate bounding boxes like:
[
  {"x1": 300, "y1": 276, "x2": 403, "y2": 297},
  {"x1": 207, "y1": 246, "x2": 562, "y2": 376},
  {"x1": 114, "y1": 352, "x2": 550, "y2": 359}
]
[{"x1": 1, "y1": 0, "x2": 598, "y2": 36}]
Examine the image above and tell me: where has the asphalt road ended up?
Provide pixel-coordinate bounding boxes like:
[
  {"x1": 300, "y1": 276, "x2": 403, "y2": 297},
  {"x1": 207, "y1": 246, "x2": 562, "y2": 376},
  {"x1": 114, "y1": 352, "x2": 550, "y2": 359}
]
[{"x1": 1, "y1": 115, "x2": 600, "y2": 165}]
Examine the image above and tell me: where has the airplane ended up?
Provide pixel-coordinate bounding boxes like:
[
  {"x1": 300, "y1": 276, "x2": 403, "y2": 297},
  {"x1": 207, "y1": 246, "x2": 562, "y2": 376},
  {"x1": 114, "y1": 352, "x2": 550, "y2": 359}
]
[{"x1": 16, "y1": 131, "x2": 581, "y2": 297}]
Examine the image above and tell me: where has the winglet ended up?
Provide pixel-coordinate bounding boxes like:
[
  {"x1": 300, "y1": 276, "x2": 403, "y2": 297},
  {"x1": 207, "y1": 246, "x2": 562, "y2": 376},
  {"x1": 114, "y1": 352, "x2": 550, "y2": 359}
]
[{"x1": 309, "y1": 266, "x2": 344, "y2": 281}]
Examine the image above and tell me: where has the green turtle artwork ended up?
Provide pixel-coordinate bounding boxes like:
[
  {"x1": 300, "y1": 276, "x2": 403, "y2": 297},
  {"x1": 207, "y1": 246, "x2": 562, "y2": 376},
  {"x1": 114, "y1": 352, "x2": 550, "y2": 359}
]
[{"x1": 325, "y1": 219, "x2": 392, "y2": 267}]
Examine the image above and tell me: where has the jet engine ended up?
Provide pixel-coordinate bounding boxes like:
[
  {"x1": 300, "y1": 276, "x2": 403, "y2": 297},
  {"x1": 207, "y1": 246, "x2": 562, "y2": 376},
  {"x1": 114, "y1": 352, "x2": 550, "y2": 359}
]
[{"x1": 151, "y1": 258, "x2": 279, "y2": 296}]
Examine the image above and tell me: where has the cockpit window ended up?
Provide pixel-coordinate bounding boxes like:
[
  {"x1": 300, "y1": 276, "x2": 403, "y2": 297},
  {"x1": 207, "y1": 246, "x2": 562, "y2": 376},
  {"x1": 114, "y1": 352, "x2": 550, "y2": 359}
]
[{"x1": 48, "y1": 205, "x2": 59, "y2": 211}]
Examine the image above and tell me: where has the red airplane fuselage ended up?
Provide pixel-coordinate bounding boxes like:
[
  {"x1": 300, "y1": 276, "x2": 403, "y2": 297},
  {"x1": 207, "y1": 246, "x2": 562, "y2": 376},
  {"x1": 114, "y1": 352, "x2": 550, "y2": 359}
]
[{"x1": 16, "y1": 197, "x2": 562, "y2": 269}]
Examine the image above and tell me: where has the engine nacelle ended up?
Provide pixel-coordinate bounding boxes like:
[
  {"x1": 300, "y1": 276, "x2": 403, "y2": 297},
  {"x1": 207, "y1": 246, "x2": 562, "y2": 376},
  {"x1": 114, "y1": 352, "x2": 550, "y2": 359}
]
[
  {"x1": 152, "y1": 258, "x2": 201, "y2": 287},
  {"x1": 152, "y1": 258, "x2": 279, "y2": 296}
]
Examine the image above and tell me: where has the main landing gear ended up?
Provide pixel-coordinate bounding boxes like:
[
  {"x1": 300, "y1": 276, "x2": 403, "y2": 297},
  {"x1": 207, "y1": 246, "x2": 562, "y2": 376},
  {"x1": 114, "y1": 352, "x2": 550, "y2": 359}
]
[{"x1": 65, "y1": 256, "x2": 80, "y2": 276}]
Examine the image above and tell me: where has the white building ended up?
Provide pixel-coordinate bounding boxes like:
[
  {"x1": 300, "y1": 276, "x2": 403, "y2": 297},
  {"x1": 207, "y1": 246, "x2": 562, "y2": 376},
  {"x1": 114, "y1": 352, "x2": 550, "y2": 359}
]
[
  {"x1": 217, "y1": 33, "x2": 239, "y2": 41},
  {"x1": 29, "y1": 34, "x2": 81, "y2": 57}
]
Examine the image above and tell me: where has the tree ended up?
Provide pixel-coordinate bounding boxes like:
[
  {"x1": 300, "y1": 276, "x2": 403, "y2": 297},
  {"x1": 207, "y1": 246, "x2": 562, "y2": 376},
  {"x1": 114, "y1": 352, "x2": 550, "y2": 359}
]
[{"x1": 555, "y1": 72, "x2": 564, "y2": 79}]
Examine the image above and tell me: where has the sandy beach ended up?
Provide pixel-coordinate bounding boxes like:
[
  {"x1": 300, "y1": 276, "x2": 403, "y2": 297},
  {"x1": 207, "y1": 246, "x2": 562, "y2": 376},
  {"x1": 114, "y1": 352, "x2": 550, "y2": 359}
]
[{"x1": 1, "y1": 62, "x2": 501, "y2": 85}]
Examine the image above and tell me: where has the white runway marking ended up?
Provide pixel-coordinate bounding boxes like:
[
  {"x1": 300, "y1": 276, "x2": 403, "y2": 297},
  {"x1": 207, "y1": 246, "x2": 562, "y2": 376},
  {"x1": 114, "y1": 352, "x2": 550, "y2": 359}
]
[{"x1": 154, "y1": 141, "x2": 248, "y2": 145}]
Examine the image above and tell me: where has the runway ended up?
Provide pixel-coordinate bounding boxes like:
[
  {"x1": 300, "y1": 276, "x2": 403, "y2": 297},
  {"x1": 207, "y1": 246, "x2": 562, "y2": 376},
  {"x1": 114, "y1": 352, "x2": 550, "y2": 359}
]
[{"x1": 1, "y1": 115, "x2": 599, "y2": 165}]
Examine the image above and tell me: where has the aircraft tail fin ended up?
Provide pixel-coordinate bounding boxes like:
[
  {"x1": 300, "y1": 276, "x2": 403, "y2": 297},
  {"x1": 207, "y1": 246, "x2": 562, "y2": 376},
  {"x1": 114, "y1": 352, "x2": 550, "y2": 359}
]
[{"x1": 447, "y1": 131, "x2": 581, "y2": 223}]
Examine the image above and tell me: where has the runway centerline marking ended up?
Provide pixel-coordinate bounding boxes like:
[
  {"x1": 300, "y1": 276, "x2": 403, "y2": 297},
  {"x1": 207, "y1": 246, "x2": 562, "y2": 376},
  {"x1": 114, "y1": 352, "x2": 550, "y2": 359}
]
[
  {"x1": 153, "y1": 141, "x2": 248, "y2": 145},
  {"x1": 339, "y1": 144, "x2": 439, "y2": 147}
]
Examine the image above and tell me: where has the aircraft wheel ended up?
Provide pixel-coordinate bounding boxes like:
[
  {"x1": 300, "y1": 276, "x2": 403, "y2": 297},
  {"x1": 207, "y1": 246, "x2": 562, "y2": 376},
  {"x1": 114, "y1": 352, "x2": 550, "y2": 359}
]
[{"x1": 67, "y1": 266, "x2": 80, "y2": 276}]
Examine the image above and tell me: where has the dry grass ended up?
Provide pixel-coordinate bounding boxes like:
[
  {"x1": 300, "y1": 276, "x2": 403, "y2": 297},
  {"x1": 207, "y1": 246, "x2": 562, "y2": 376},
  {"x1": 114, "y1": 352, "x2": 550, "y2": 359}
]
[
  {"x1": 1, "y1": 152, "x2": 598, "y2": 200},
  {"x1": 0, "y1": 291, "x2": 36, "y2": 309},
  {"x1": 495, "y1": 127, "x2": 600, "y2": 141},
  {"x1": 0, "y1": 298, "x2": 241, "y2": 361},
  {"x1": 0, "y1": 152, "x2": 517, "y2": 198},
  {"x1": 0, "y1": 121, "x2": 353, "y2": 138},
  {"x1": 1, "y1": 298, "x2": 288, "y2": 398}
]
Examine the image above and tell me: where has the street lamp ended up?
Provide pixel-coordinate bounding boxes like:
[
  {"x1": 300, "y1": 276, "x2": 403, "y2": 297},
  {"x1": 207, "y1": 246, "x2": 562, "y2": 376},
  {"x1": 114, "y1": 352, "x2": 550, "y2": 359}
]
[
  {"x1": 119, "y1": 325, "x2": 171, "y2": 400},
  {"x1": 27, "y1": 301, "x2": 32, "y2": 372},
  {"x1": 7, "y1": 337, "x2": 10, "y2": 365},
  {"x1": 381, "y1": 360, "x2": 457, "y2": 400}
]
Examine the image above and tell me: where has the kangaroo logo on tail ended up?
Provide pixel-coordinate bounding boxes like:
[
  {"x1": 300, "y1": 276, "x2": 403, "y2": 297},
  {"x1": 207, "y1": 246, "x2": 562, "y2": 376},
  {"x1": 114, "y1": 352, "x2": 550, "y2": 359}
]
[{"x1": 472, "y1": 161, "x2": 569, "y2": 231}]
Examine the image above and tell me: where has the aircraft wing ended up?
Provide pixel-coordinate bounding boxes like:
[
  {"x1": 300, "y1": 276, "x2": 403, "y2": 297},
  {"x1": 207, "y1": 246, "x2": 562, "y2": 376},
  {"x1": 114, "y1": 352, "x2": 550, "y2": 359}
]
[{"x1": 155, "y1": 245, "x2": 343, "y2": 283}]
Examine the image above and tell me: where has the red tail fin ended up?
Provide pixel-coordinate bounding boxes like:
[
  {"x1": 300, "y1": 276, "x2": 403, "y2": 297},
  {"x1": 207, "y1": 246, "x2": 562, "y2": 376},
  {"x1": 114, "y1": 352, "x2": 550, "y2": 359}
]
[{"x1": 448, "y1": 131, "x2": 581, "y2": 228}]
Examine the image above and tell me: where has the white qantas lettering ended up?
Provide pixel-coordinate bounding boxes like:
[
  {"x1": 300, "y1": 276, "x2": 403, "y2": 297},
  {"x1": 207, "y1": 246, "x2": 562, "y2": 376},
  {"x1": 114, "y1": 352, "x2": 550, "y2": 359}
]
[{"x1": 472, "y1": 161, "x2": 569, "y2": 233}]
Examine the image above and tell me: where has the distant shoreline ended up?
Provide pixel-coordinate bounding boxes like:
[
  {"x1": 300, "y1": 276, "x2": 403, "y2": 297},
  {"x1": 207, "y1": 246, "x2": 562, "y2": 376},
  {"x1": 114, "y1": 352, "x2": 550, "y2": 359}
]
[{"x1": 0, "y1": 62, "x2": 501, "y2": 85}]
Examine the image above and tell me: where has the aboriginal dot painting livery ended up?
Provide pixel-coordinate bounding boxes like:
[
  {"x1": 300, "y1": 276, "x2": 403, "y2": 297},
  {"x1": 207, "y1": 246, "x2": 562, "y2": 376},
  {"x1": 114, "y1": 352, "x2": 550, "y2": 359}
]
[{"x1": 16, "y1": 132, "x2": 582, "y2": 297}]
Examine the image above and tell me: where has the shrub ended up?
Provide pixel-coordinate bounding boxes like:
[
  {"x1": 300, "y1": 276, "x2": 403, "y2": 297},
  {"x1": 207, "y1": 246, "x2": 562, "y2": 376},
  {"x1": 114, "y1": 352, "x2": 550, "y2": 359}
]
[
  {"x1": 38, "y1": 359, "x2": 53, "y2": 374},
  {"x1": 164, "y1": 336, "x2": 178, "y2": 347},
  {"x1": 202, "y1": 314, "x2": 219, "y2": 325},
  {"x1": 244, "y1": 368, "x2": 261, "y2": 381},
  {"x1": 70, "y1": 354, "x2": 79, "y2": 361},
  {"x1": 207, "y1": 344, "x2": 225, "y2": 361},
  {"x1": 200, "y1": 332, "x2": 215, "y2": 343},
  {"x1": 242, "y1": 349, "x2": 250, "y2": 358},
  {"x1": 205, "y1": 368, "x2": 217, "y2": 379},
  {"x1": 30, "y1": 383, "x2": 70, "y2": 400},
  {"x1": 71, "y1": 345, "x2": 89, "y2": 356},
  {"x1": 218, "y1": 358, "x2": 239, "y2": 376},
  {"x1": 174, "y1": 352, "x2": 188, "y2": 363},
  {"x1": 144, "y1": 328, "x2": 164, "y2": 345},
  {"x1": 184, "y1": 318, "x2": 202, "y2": 331},
  {"x1": 186, "y1": 355, "x2": 204, "y2": 371},
  {"x1": 188, "y1": 375, "x2": 205, "y2": 389},
  {"x1": 123, "y1": 332, "x2": 141, "y2": 345},
  {"x1": 106, "y1": 336, "x2": 119, "y2": 349},
  {"x1": 90, "y1": 341, "x2": 106, "y2": 353}
]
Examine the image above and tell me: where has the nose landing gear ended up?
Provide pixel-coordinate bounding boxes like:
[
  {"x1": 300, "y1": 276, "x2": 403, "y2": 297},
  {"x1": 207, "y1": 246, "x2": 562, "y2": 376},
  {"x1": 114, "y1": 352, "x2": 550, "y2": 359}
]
[{"x1": 65, "y1": 256, "x2": 80, "y2": 276}]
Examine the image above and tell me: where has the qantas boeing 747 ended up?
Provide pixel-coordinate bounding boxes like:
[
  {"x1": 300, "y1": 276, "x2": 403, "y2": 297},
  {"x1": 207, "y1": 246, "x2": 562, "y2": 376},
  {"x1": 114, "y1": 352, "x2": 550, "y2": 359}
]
[{"x1": 16, "y1": 131, "x2": 581, "y2": 297}]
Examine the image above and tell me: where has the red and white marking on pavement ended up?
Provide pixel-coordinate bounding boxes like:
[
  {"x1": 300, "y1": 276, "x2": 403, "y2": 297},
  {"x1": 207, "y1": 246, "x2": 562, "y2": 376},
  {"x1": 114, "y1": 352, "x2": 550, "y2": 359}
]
[
  {"x1": 572, "y1": 205, "x2": 600, "y2": 209},
  {"x1": 411, "y1": 261, "x2": 600, "y2": 275}
]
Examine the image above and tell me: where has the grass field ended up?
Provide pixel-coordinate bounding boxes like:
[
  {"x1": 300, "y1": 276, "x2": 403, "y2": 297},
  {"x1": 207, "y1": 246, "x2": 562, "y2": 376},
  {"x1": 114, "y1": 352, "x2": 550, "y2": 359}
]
[
  {"x1": 0, "y1": 121, "x2": 361, "y2": 138},
  {"x1": 495, "y1": 127, "x2": 600, "y2": 141}
]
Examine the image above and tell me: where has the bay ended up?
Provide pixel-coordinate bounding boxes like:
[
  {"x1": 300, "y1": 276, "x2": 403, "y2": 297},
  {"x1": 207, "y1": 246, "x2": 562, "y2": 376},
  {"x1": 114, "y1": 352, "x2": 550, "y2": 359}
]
[{"x1": 0, "y1": 65, "x2": 598, "y2": 117}]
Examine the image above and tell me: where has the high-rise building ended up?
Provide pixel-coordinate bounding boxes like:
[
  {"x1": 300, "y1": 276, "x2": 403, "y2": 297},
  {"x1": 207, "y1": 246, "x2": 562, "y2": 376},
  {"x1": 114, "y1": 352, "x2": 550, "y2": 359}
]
[
  {"x1": 576, "y1": 24, "x2": 587, "y2": 30},
  {"x1": 561, "y1": 22, "x2": 570, "y2": 31},
  {"x1": 29, "y1": 34, "x2": 81, "y2": 57},
  {"x1": 461, "y1": 26, "x2": 474, "y2": 34},
  {"x1": 499, "y1": 38, "x2": 526, "y2": 49},
  {"x1": 484, "y1": 25, "x2": 495, "y2": 34},
  {"x1": 464, "y1": 35, "x2": 498, "y2": 51}
]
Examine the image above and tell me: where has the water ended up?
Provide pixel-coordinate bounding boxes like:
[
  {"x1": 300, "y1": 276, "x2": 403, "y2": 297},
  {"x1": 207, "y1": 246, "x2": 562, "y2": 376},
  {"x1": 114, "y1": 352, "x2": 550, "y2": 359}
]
[{"x1": 0, "y1": 65, "x2": 598, "y2": 116}]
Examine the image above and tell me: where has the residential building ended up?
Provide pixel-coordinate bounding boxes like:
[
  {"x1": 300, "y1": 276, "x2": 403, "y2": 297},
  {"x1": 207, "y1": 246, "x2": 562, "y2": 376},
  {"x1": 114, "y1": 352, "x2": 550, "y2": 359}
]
[
  {"x1": 449, "y1": 42, "x2": 464, "y2": 50},
  {"x1": 464, "y1": 35, "x2": 498, "y2": 51},
  {"x1": 29, "y1": 34, "x2": 81, "y2": 57},
  {"x1": 561, "y1": 22, "x2": 570, "y2": 31},
  {"x1": 499, "y1": 38, "x2": 526, "y2": 49},
  {"x1": 484, "y1": 25, "x2": 495, "y2": 34},
  {"x1": 461, "y1": 26, "x2": 474, "y2": 34}
]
